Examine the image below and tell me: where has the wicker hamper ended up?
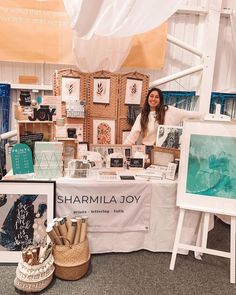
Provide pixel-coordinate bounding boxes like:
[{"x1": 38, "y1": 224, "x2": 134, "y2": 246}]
[
  {"x1": 53, "y1": 237, "x2": 90, "y2": 281},
  {"x1": 14, "y1": 253, "x2": 55, "y2": 293}
]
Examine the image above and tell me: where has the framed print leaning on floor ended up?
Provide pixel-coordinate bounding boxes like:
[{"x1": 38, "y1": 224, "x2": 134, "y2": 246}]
[
  {"x1": 0, "y1": 180, "x2": 55, "y2": 263},
  {"x1": 177, "y1": 121, "x2": 236, "y2": 216}
]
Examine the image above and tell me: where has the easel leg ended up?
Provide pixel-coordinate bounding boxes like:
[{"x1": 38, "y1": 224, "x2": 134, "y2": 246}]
[
  {"x1": 170, "y1": 208, "x2": 185, "y2": 270},
  {"x1": 230, "y1": 216, "x2": 236, "y2": 284},
  {"x1": 202, "y1": 212, "x2": 210, "y2": 250}
]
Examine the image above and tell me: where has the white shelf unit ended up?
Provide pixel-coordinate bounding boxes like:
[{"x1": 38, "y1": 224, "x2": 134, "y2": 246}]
[{"x1": 11, "y1": 84, "x2": 53, "y2": 91}]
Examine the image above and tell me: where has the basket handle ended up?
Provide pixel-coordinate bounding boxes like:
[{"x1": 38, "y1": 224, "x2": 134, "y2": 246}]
[{"x1": 53, "y1": 235, "x2": 72, "y2": 248}]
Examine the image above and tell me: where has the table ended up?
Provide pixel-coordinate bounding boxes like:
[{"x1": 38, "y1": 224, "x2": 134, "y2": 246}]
[{"x1": 56, "y1": 177, "x2": 205, "y2": 254}]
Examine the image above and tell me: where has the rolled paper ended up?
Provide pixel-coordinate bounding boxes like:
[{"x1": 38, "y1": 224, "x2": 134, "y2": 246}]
[
  {"x1": 64, "y1": 216, "x2": 71, "y2": 231},
  {"x1": 46, "y1": 226, "x2": 63, "y2": 245},
  {"x1": 57, "y1": 217, "x2": 68, "y2": 245},
  {"x1": 32, "y1": 248, "x2": 38, "y2": 265},
  {"x1": 22, "y1": 249, "x2": 28, "y2": 263},
  {"x1": 39, "y1": 244, "x2": 52, "y2": 264},
  {"x1": 53, "y1": 220, "x2": 61, "y2": 237},
  {"x1": 73, "y1": 217, "x2": 82, "y2": 244},
  {"x1": 79, "y1": 216, "x2": 88, "y2": 243},
  {"x1": 66, "y1": 219, "x2": 77, "y2": 244},
  {"x1": 26, "y1": 251, "x2": 33, "y2": 265}
]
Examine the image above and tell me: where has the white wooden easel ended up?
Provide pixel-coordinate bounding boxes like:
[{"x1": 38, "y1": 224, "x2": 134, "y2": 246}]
[{"x1": 170, "y1": 208, "x2": 236, "y2": 284}]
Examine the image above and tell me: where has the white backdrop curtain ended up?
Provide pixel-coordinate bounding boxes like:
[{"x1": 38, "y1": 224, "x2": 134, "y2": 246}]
[{"x1": 63, "y1": 0, "x2": 183, "y2": 71}]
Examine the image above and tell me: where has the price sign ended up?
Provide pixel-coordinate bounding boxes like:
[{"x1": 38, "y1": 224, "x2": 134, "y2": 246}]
[{"x1": 11, "y1": 143, "x2": 34, "y2": 174}]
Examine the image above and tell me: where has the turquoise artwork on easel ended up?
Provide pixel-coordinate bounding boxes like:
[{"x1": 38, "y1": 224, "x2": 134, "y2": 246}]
[
  {"x1": 11, "y1": 143, "x2": 34, "y2": 174},
  {"x1": 186, "y1": 134, "x2": 236, "y2": 199}
]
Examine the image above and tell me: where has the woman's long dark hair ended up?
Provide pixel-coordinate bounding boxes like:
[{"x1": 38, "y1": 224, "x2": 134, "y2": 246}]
[{"x1": 140, "y1": 87, "x2": 168, "y2": 136}]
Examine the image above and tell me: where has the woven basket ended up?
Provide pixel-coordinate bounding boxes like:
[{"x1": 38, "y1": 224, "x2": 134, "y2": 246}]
[
  {"x1": 14, "y1": 253, "x2": 55, "y2": 293},
  {"x1": 53, "y1": 237, "x2": 90, "y2": 281}
]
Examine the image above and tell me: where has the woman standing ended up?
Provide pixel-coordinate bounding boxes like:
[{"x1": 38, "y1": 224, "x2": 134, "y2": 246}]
[{"x1": 124, "y1": 87, "x2": 203, "y2": 145}]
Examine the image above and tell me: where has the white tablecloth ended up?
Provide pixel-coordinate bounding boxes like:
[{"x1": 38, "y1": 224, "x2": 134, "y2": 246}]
[{"x1": 56, "y1": 177, "x2": 205, "y2": 254}]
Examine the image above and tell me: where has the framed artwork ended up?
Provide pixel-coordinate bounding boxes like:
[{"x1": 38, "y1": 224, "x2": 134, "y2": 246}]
[
  {"x1": 0, "y1": 180, "x2": 55, "y2": 263},
  {"x1": 93, "y1": 78, "x2": 110, "y2": 104},
  {"x1": 151, "y1": 147, "x2": 175, "y2": 166},
  {"x1": 152, "y1": 146, "x2": 180, "y2": 160},
  {"x1": 177, "y1": 121, "x2": 236, "y2": 216},
  {"x1": 93, "y1": 119, "x2": 115, "y2": 144},
  {"x1": 61, "y1": 76, "x2": 80, "y2": 102},
  {"x1": 156, "y1": 125, "x2": 183, "y2": 149},
  {"x1": 125, "y1": 78, "x2": 143, "y2": 105},
  {"x1": 77, "y1": 141, "x2": 89, "y2": 156}
]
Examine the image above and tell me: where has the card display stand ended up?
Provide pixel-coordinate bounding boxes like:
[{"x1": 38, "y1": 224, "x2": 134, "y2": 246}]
[{"x1": 34, "y1": 142, "x2": 63, "y2": 178}]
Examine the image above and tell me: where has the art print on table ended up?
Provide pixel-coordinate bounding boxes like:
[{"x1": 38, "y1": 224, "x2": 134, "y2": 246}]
[
  {"x1": 61, "y1": 77, "x2": 80, "y2": 102},
  {"x1": 125, "y1": 79, "x2": 143, "y2": 105},
  {"x1": 93, "y1": 78, "x2": 110, "y2": 104},
  {"x1": 0, "y1": 181, "x2": 55, "y2": 263},
  {"x1": 156, "y1": 125, "x2": 183, "y2": 149},
  {"x1": 131, "y1": 145, "x2": 146, "y2": 157},
  {"x1": 122, "y1": 130, "x2": 131, "y2": 144},
  {"x1": 93, "y1": 119, "x2": 115, "y2": 144},
  {"x1": 177, "y1": 121, "x2": 236, "y2": 216}
]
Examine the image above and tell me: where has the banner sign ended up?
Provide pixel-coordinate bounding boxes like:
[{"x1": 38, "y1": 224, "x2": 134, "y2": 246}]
[{"x1": 56, "y1": 180, "x2": 151, "y2": 232}]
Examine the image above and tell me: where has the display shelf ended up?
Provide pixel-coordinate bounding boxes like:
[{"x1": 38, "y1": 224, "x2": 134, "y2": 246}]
[
  {"x1": 11, "y1": 83, "x2": 53, "y2": 91},
  {"x1": 55, "y1": 138, "x2": 78, "y2": 141},
  {"x1": 17, "y1": 120, "x2": 54, "y2": 143}
]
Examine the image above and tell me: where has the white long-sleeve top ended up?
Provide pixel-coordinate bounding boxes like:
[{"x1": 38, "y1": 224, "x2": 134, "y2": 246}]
[{"x1": 124, "y1": 106, "x2": 203, "y2": 145}]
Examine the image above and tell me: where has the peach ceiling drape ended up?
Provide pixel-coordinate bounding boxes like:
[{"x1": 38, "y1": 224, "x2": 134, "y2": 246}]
[
  {"x1": 63, "y1": 0, "x2": 183, "y2": 71},
  {"x1": 0, "y1": 0, "x2": 183, "y2": 71}
]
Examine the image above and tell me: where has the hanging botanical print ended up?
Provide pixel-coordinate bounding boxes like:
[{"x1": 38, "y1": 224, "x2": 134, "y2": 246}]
[
  {"x1": 93, "y1": 78, "x2": 110, "y2": 104},
  {"x1": 125, "y1": 78, "x2": 143, "y2": 105},
  {"x1": 61, "y1": 77, "x2": 80, "y2": 102},
  {"x1": 93, "y1": 119, "x2": 115, "y2": 144}
]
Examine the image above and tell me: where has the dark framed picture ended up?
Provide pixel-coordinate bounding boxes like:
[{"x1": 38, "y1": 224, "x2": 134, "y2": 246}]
[
  {"x1": 156, "y1": 125, "x2": 183, "y2": 149},
  {"x1": 0, "y1": 180, "x2": 55, "y2": 263}
]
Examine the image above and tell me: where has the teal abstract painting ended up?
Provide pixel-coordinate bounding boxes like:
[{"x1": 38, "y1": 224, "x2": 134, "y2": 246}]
[{"x1": 186, "y1": 134, "x2": 236, "y2": 199}]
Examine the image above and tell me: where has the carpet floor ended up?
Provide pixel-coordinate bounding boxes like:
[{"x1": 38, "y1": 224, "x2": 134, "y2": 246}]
[{"x1": 1, "y1": 217, "x2": 235, "y2": 295}]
